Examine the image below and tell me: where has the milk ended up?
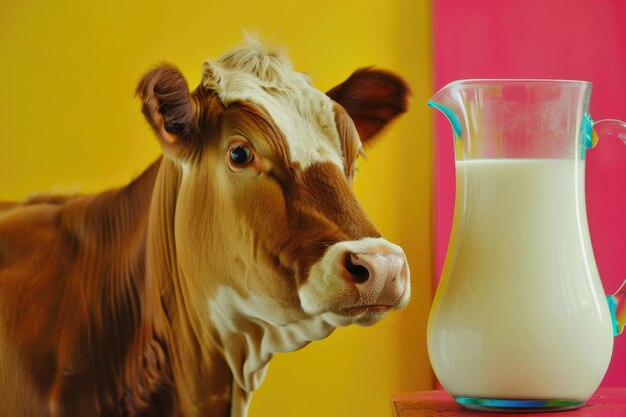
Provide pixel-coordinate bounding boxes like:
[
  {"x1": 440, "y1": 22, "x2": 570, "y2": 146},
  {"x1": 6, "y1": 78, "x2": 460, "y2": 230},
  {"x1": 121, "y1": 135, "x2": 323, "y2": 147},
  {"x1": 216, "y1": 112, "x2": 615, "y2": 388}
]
[{"x1": 428, "y1": 159, "x2": 614, "y2": 401}]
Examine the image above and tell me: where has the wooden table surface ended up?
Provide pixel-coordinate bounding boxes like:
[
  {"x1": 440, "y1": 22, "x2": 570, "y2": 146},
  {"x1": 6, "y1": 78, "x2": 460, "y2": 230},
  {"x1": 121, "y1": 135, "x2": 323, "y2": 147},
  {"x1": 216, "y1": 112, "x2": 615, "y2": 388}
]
[{"x1": 392, "y1": 388, "x2": 626, "y2": 417}]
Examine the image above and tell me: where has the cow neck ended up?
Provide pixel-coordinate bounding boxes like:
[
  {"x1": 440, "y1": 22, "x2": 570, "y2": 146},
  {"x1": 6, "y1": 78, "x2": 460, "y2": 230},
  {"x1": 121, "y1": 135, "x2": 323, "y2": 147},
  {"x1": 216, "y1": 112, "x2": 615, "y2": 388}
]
[
  {"x1": 144, "y1": 157, "x2": 233, "y2": 417},
  {"x1": 54, "y1": 157, "x2": 171, "y2": 413}
]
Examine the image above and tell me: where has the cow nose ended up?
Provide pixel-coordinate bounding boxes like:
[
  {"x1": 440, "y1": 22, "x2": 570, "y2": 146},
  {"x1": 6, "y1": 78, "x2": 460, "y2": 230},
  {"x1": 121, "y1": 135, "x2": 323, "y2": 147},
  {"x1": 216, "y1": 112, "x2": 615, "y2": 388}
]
[
  {"x1": 343, "y1": 253, "x2": 372, "y2": 283},
  {"x1": 342, "y1": 251, "x2": 408, "y2": 305},
  {"x1": 298, "y1": 237, "x2": 411, "y2": 317}
]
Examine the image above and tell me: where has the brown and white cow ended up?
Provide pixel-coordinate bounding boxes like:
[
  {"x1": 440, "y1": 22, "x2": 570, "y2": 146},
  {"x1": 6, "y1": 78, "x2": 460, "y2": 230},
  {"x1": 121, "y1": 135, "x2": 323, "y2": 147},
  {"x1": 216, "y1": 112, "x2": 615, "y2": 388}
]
[{"x1": 0, "y1": 39, "x2": 410, "y2": 417}]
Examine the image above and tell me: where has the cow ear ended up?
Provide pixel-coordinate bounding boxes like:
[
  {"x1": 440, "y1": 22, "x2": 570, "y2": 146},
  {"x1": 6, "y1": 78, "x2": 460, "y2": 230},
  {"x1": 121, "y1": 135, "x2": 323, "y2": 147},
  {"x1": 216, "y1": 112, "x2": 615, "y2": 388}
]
[
  {"x1": 136, "y1": 64, "x2": 199, "y2": 159},
  {"x1": 327, "y1": 68, "x2": 411, "y2": 144}
]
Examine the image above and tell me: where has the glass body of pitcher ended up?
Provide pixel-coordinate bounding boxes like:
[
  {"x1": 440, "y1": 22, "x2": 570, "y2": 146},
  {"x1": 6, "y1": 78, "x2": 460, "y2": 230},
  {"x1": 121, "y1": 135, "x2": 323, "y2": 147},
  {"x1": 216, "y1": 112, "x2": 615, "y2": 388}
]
[{"x1": 427, "y1": 80, "x2": 626, "y2": 412}]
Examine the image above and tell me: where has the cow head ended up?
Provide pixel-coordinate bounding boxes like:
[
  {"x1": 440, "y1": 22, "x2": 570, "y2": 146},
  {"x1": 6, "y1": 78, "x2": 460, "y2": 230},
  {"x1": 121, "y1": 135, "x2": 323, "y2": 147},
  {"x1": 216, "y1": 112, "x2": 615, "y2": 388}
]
[{"x1": 136, "y1": 39, "x2": 411, "y2": 387}]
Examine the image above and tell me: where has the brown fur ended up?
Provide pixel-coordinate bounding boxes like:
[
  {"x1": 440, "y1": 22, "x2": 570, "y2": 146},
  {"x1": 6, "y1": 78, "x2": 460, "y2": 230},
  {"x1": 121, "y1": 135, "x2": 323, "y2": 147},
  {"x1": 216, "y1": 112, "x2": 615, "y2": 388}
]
[
  {"x1": 327, "y1": 67, "x2": 411, "y2": 142},
  {"x1": 0, "y1": 51, "x2": 409, "y2": 417}
]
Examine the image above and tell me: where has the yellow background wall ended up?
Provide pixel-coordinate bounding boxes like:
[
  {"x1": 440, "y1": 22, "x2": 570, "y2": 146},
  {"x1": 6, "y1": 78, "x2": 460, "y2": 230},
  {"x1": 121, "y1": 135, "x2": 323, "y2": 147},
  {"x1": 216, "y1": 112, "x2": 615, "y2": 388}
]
[{"x1": 0, "y1": 1, "x2": 434, "y2": 416}]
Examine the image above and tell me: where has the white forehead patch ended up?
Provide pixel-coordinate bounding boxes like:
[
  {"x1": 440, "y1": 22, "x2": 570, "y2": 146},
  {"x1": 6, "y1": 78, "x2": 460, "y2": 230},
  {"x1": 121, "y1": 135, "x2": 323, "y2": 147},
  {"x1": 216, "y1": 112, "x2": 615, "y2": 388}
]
[{"x1": 202, "y1": 37, "x2": 344, "y2": 170}]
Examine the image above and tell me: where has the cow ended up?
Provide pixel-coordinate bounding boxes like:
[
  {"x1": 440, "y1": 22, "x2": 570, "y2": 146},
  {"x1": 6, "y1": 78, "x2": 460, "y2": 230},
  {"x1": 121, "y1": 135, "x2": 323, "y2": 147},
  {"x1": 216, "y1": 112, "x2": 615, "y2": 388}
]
[{"x1": 0, "y1": 38, "x2": 411, "y2": 417}]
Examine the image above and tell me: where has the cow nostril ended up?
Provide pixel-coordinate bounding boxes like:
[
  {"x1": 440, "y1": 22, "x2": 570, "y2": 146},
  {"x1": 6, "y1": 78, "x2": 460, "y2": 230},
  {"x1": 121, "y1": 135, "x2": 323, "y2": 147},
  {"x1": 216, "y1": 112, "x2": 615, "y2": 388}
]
[{"x1": 343, "y1": 253, "x2": 370, "y2": 283}]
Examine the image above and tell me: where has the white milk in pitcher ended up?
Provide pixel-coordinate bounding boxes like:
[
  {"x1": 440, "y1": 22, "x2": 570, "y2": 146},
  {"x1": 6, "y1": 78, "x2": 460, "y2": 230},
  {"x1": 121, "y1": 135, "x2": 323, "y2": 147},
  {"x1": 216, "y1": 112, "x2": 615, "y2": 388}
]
[{"x1": 428, "y1": 159, "x2": 614, "y2": 401}]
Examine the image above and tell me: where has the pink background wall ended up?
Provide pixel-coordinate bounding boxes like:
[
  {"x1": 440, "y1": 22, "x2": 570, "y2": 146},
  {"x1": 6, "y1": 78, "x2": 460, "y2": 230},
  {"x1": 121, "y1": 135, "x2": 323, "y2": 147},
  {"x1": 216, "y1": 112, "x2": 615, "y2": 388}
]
[{"x1": 432, "y1": 0, "x2": 626, "y2": 386}]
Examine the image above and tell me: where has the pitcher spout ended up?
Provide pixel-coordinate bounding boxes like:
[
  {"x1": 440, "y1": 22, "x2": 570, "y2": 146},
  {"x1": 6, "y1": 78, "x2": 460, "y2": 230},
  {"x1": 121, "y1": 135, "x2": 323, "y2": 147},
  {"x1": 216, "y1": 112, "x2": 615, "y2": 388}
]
[{"x1": 428, "y1": 83, "x2": 463, "y2": 138}]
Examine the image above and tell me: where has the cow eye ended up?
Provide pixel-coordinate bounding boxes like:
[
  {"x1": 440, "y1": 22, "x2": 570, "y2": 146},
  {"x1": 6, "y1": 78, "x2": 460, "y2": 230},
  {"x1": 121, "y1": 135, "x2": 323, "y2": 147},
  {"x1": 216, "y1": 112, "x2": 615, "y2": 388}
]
[{"x1": 229, "y1": 144, "x2": 254, "y2": 166}]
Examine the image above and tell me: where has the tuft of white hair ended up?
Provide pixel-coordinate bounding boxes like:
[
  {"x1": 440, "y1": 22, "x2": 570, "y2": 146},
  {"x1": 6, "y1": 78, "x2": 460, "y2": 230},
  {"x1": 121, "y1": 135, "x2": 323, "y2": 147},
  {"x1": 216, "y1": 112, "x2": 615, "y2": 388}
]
[
  {"x1": 201, "y1": 34, "x2": 313, "y2": 105},
  {"x1": 219, "y1": 32, "x2": 291, "y2": 81}
]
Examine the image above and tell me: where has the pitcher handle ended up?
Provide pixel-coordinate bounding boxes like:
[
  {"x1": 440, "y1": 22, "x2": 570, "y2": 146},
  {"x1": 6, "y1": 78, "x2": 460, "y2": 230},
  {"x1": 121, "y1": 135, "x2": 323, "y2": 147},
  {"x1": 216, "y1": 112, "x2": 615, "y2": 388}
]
[
  {"x1": 590, "y1": 118, "x2": 626, "y2": 336},
  {"x1": 608, "y1": 283, "x2": 625, "y2": 336}
]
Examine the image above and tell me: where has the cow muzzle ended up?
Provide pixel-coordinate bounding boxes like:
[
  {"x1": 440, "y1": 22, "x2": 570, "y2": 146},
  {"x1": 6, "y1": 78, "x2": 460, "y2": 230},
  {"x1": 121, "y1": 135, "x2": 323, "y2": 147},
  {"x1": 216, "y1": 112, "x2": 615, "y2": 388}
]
[{"x1": 299, "y1": 237, "x2": 410, "y2": 327}]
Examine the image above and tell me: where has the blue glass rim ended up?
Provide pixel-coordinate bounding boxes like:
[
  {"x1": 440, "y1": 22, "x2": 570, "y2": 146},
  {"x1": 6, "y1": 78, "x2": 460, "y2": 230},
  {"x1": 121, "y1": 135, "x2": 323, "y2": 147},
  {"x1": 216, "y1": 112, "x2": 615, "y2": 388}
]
[{"x1": 456, "y1": 396, "x2": 584, "y2": 411}]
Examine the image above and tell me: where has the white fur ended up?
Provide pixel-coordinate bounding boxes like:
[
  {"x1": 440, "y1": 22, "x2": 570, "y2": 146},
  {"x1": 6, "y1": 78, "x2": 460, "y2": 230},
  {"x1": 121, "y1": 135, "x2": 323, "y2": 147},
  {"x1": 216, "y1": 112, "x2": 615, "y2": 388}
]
[
  {"x1": 207, "y1": 237, "x2": 410, "y2": 416},
  {"x1": 208, "y1": 287, "x2": 337, "y2": 416},
  {"x1": 202, "y1": 37, "x2": 344, "y2": 170}
]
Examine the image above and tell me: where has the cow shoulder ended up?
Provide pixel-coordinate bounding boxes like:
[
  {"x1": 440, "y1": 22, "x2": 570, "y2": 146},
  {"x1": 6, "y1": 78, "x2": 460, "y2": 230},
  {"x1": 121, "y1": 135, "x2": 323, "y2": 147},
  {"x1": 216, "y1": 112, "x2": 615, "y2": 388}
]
[{"x1": 0, "y1": 201, "x2": 73, "y2": 274}]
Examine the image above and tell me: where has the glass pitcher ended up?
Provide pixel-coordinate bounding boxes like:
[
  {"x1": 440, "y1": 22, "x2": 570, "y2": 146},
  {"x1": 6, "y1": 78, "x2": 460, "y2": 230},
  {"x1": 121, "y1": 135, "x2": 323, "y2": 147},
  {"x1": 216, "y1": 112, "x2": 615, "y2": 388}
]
[{"x1": 427, "y1": 80, "x2": 626, "y2": 412}]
